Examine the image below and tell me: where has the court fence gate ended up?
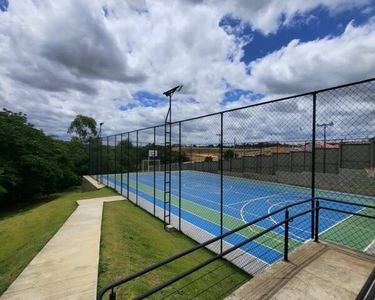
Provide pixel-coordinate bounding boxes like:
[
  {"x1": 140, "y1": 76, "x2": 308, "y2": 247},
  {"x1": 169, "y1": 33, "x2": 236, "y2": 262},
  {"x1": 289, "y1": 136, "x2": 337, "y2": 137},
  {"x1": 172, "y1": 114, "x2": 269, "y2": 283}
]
[{"x1": 89, "y1": 78, "x2": 375, "y2": 298}]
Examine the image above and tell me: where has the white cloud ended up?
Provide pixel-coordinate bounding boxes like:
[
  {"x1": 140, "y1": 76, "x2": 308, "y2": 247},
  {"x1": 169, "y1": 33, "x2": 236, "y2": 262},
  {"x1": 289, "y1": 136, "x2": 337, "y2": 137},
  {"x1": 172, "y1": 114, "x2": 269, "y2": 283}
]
[
  {"x1": 212, "y1": 0, "x2": 371, "y2": 34},
  {"x1": 248, "y1": 19, "x2": 375, "y2": 94},
  {"x1": 0, "y1": 0, "x2": 374, "y2": 142}
]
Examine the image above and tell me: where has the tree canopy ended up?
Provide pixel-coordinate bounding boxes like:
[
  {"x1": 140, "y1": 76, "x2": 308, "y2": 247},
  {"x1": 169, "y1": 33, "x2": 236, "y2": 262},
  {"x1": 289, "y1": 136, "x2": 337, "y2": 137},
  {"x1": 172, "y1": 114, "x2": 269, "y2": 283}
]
[
  {"x1": 67, "y1": 114, "x2": 97, "y2": 143},
  {"x1": 0, "y1": 109, "x2": 87, "y2": 203}
]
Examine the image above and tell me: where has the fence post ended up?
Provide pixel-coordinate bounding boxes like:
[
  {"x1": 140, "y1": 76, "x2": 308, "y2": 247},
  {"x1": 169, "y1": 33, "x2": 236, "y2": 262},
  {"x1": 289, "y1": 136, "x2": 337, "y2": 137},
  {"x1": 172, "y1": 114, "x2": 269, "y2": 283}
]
[
  {"x1": 290, "y1": 151, "x2": 293, "y2": 172},
  {"x1": 120, "y1": 134, "x2": 123, "y2": 196},
  {"x1": 97, "y1": 138, "x2": 100, "y2": 181},
  {"x1": 315, "y1": 200, "x2": 320, "y2": 242},
  {"x1": 179, "y1": 122, "x2": 182, "y2": 231},
  {"x1": 311, "y1": 92, "x2": 317, "y2": 239},
  {"x1": 127, "y1": 132, "x2": 130, "y2": 200},
  {"x1": 220, "y1": 112, "x2": 224, "y2": 254},
  {"x1": 114, "y1": 135, "x2": 117, "y2": 191},
  {"x1": 371, "y1": 139, "x2": 374, "y2": 167},
  {"x1": 136, "y1": 130, "x2": 139, "y2": 205},
  {"x1": 109, "y1": 288, "x2": 116, "y2": 300},
  {"x1": 276, "y1": 144, "x2": 279, "y2": 173},
  {"x1": 153, "y1": 127, "x2": 156, "y2": 216},
  {"x1": 284, "y1": 209, "x2": 289, "y2": 262},
  {"x1": 89, "y1": 140, "x2": 92, "y2": 175},
  {"x1": 107, "y1": 136, "x2": 109, "y2": 186},
  {"x1": 303, "y1": 141, "x2": 306, "y2": 172}
]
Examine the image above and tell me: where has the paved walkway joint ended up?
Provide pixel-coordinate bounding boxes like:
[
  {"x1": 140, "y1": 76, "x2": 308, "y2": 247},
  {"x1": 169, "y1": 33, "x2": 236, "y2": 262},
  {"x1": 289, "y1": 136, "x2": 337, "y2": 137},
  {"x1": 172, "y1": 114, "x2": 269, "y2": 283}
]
[{"x1": 1, "y1": 196, "x2": 125, "y2": 300}]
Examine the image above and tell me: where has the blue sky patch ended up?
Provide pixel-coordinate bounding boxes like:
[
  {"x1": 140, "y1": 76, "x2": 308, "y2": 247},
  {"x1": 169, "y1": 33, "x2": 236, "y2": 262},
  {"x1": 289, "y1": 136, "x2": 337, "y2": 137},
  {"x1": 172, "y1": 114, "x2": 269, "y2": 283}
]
[
  {"x1": 133, "y1": 90, "x2": 167, "y2": 108},
  {"x1": 220, "y1": 5, "x2": 372, "y2": 64},
  {"x1": 222, "y1": 89, "x2": 264, "y2": 105},
  {"x1": 0, "y1": 0, "x2": 9, "y2": 12}
]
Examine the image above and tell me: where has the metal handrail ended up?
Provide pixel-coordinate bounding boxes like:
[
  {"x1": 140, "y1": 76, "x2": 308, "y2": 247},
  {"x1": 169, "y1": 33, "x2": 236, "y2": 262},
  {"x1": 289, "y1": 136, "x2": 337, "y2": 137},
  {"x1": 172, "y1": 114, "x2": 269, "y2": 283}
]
[
  {"x1": 317, "y1": 197, "x2": 375, "y2": 209},
  {"x1": 99, "y1": 197, "x2": 375, "y2": 299},
  {"x1": 133, "y1": 208, "x2": 316, "y2": 300},
  {"x1": 98, "y1": 198, "x2": 314, "y2": 299}
]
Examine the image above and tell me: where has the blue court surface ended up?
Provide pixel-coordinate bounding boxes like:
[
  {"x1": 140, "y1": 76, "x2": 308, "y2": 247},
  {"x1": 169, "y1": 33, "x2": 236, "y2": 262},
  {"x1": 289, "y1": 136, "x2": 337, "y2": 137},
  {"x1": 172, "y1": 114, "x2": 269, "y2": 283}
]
[{"x1": 104, "y1": 170, "x2": 375, "y2": 266}]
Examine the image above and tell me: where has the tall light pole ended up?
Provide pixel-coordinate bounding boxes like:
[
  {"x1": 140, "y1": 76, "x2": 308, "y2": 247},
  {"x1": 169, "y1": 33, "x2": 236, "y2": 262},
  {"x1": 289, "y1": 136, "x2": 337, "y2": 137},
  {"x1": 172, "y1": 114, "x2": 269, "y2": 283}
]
[
  {"x1": 162, "y1": 85, "x2": 183, "y2": 229},
  {"x1": 99, "y1": 122, "x2": 104, "y2": 138},
  {"x1": 216, "y1": 133, "x2": 222, "y2": 146},
  {"x1": 97, "y1": 122, "x2": 104, "y2": 181},
  {"x1": 317, "y1": 122, "x2": 334, "y2": 173}
]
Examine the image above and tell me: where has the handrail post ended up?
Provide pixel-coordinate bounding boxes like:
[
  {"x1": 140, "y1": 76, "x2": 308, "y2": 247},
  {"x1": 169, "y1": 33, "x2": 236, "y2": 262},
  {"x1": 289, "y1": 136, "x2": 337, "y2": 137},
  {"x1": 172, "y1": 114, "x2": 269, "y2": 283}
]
[
  {"x1": 315, "y1": 200, "x2": 320, "y2": 242},
  {"x1": 311, "y1": 92, "x2": 317, "y2": 239},
  {"x1": 109, "y1": 288, "x2": 116, "y2": 300},
  {"x1": 284, "y1": 209, "x2": 289, "y2": 261}
]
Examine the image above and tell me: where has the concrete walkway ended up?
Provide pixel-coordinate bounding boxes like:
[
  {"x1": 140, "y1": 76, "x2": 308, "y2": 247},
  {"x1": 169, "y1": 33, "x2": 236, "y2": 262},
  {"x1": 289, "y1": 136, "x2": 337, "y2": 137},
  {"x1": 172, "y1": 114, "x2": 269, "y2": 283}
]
[
  {"x1": 1, "y1": 196, "x2": 125, "y2": 300},
  {"x1": 226, "y1": 241, "x2": 375, "y2": 300}
]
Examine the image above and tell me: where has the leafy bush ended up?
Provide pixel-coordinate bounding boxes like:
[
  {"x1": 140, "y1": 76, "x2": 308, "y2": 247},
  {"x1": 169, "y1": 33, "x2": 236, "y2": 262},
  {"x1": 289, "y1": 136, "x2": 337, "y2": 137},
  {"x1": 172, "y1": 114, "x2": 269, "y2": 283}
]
[{"x1": 0, "y1": 109, "x2": 82, "y2": 203}]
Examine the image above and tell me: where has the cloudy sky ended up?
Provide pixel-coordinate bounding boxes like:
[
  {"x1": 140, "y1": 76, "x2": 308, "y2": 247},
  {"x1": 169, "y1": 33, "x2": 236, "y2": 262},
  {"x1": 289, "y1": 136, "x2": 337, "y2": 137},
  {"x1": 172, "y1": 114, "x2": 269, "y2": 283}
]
[{"x1": 0, "y1": 0, "x2": 375, "y2": 142}]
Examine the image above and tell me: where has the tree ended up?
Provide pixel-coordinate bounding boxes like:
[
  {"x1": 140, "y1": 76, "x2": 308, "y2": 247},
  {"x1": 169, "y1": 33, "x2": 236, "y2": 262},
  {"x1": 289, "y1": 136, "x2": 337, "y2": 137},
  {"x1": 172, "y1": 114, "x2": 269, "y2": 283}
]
[
  {"x1": 67, "y1": 115, "x2": 97, "y2": 143},
  {"x1": 223, "y1": 149, "x2": 235, "y2": 161},
  {"x1": 204, "y1": 156, "x2": 213, "y2": 162},
  {"x1": 0, "y1": 109, "x2": 79, "y2": 203}
]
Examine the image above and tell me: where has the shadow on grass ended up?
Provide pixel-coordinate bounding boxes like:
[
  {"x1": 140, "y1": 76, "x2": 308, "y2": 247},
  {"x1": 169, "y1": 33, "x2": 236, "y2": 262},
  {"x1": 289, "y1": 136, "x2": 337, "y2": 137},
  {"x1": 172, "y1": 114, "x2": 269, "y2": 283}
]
[{"x1": 0, "y1": 187, "x2": 81, "y2": 221}]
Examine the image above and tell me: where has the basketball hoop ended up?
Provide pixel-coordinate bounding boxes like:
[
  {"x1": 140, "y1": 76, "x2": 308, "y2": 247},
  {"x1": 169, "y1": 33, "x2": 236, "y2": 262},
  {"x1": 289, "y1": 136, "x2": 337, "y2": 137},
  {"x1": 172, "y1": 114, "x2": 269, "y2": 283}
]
[{"x1": 365, "y1": 167, "x2": 375, "y2": 178}]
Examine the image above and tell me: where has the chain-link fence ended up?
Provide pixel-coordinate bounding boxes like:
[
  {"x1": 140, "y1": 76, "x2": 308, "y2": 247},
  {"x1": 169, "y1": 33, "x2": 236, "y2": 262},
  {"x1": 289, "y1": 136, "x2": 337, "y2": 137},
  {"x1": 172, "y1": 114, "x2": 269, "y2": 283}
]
[{"x1": 90, "y1": 78, "x2": 375, "y2": 280}]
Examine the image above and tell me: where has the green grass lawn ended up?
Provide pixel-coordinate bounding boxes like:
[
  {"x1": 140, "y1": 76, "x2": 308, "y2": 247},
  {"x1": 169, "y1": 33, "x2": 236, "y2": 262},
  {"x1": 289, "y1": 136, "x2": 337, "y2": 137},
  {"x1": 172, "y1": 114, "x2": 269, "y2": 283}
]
[
  {"x1": 0, "y1": 187, "x2": 118, "y2": 295},
  {"x1": 98, "y1": 201, "x2": 251, "y2": 300}
]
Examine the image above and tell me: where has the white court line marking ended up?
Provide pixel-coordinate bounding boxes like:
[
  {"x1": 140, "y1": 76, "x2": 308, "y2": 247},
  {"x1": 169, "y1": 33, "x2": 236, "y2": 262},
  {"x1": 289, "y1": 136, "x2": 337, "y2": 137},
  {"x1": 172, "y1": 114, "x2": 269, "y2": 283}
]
[
  {"x1": 227, "y1": 194, "x2": 285, "y2": 207},
  {"x1": 240, "y1": 199, "x2": 301, "y2": 244},
  {"x1": 365, "y1": 238, "x2": 375, "y2": 252},
  {"x1": 267, "y1": 201, "x2": 310, "y2": 242},
  {"x1": 182, "y1": 182, "x2": 234, "y2": 193},
  {"x1": 112, "y1": 175, "x2": 281, "y2": 256},
  {"x1": 318, "y1": 206, "x2": 365, "y2": 236},
  {"x1": 117, "y1": 172, "x2": 375, "y2": 249},
  {"x1": 127, "y1": 175, "x2": 300, "y2": 245},
  {"x1": 135, "y1": 174, "x2": 310, "y2": 238}
]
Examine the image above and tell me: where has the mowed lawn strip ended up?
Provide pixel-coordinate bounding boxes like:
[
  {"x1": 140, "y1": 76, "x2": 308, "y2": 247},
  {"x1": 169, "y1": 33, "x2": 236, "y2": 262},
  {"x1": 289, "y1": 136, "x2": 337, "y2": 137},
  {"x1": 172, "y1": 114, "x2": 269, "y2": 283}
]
[
  {"x1": 98, "y1": 200, "x2": 251, "y2": 300},
  {"x1": 0, "y1": 187, "x2": 118, "y2": 295}
]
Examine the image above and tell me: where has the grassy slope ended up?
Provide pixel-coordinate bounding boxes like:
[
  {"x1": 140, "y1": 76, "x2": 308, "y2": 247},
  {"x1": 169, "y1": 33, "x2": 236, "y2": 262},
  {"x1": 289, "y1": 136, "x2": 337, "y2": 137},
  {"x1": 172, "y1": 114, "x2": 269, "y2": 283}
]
[
  {"x1": 0, "y1": 187, "x2": 118, "y2": 295},
  {"x1": 98, "y1": 201, "x2": 251, "y2": 300}
]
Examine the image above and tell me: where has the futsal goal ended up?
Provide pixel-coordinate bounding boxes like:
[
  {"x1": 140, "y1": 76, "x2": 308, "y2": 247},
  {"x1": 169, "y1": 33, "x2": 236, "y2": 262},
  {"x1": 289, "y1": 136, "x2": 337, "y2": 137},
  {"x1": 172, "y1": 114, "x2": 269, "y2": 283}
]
[{"x1": 142, "y1": 159, "x2": 161, "y2": 173}]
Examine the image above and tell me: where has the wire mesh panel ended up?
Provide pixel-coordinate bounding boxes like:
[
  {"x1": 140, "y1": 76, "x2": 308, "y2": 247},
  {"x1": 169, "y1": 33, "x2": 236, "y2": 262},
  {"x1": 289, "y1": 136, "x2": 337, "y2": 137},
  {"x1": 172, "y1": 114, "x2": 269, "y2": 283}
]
[
  {"x1": 180, "y1": 115, "x2": 222, "y2": 253},
  {"x1": 136, "y1": 128, "x2": 157, "y2": 215},
  {"x1": 222, "y1": 95, "x2": 314, "y2": 274},
  {"x1": 92, "y1": 79, "x2": 375, "y2": 291},
  {"x1": 113, "y1": 135, "x2": 121, "y2": 193},
  {"x1": 90, "y1": 138, "x2": 99, "y2": 181},
  {"x1": 126, "y1": 131, "x2": 138, "y2": 204},
  {"x1": 101, "y1": 137, "x2": 107, "y2": 185},
  {"x1": 153, "y1": 125, "x2": 165, "y2": 220},
  {"x1": 169, "y1": 123, "x2": 181, "y2": 230},
  {"x1": 317, "y1": 199, "x2": 375, "y2": 253},
  {"x1": 314, "y1": 80, "x2": 375, "y2": 252},
  {"x1": 121, "y1": 132, "x2": 133, "y2": 199},
  {"x1": 106, "y1": 136, "x2": 115, "y2": 190}
]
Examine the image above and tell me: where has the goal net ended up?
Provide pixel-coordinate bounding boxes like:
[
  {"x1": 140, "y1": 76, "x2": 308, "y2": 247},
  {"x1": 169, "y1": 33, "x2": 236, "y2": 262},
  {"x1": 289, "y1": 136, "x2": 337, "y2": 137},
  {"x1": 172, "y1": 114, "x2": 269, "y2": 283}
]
[{"x1": 142, "y1": 159, "x2": 161, "y2": 173}]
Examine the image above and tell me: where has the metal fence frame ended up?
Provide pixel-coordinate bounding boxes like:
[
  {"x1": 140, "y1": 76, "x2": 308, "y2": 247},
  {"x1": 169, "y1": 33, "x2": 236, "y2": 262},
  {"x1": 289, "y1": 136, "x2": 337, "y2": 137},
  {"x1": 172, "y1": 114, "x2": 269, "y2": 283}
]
[{"x1": 90, "y1": 77, "x2": 375, "y2": 281}]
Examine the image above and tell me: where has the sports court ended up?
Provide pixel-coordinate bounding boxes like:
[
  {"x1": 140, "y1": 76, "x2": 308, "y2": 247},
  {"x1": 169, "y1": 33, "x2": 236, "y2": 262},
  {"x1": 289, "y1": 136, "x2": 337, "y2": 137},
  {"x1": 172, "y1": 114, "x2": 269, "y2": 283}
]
[{"x1": 104, "y1": 170, "x2": 375, "y2": 266}]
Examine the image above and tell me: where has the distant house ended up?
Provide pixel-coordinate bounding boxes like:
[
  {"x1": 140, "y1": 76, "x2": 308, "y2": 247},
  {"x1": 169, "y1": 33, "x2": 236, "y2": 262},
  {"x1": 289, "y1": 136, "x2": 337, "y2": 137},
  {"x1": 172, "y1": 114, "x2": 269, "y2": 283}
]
[{"x1": 302, "y1": 141, "x2": 339, "y2": 152}]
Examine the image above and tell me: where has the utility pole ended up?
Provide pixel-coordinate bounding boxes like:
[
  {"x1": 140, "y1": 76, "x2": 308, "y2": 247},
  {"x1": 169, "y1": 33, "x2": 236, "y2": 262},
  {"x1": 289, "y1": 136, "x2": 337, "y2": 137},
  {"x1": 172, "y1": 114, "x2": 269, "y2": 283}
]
[{"x1": 317, "y1": 122, "x2": 334, "y2": 173}]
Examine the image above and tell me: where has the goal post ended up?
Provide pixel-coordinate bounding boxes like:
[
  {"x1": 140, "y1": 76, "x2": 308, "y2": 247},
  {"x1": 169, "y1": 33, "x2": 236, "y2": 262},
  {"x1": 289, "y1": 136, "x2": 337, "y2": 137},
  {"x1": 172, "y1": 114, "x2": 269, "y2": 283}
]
[{"x1": 142, "y1": 159, "x2": 161, "y2": 173}]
